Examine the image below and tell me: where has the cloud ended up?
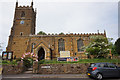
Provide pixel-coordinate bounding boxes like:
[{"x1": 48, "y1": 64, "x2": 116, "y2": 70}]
[
  {"x1": 0, "y1": 0, "x2": 119, "y2": 2},
  {"x1": 0, "y1": 2, "x2": 15, "y2": 51},
  {"x1": 0, "y1": 1, "x2": 118, "y2": 52},
  {"x1": 36, "y1": 2, "x2": 117, "y2": 33}
]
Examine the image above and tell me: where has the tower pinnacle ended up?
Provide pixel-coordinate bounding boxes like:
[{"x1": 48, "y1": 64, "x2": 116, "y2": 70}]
[
  {"x1": 16, "y1": 0, "x2": 18, "y2": 7},
  {"x1": 104, "y1": 30, "x2": 106, "y2": 36},
  {"x1": 31, "y1": 0, "x2": 33, "y2": 7}
]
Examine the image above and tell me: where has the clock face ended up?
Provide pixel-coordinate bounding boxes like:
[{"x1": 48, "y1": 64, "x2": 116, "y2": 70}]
[{"x1": 20, "y1": 20, "x2": 24, "y2": 24}]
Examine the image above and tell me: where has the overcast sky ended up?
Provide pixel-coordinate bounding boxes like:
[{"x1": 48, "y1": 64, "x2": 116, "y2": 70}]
[{"x1": 0, "y1": 0, "x2": 119, "y2": 53}]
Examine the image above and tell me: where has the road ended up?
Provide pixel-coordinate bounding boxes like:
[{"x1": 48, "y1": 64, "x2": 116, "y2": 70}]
[
  {"x1": 2, "y1": 74, "x2": 120, "y2": 80},
  {"x1": 2, "y1": 78, "x2": 120, "y2": 80}
]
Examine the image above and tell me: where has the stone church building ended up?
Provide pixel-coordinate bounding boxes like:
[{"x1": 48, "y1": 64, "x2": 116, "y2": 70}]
[{"x1": 6, "y1": 1, "x2": 106, "y2": 60}]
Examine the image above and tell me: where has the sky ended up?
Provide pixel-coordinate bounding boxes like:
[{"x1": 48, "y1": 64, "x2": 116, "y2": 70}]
[{"x1": 0, "y1": 0, "x2": 119, "y2": 54}]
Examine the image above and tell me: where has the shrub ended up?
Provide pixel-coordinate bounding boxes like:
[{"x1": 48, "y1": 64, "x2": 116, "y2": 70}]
[
  {"x1": 28, "y1": 58, "x2": 33, "y2": 66},
  {"x1": 38, "y1": 59, "x2": 120, "y2": 64},
  {"x1": 20, "y1": 52, "x2": 38, "y2": 68},
  {"x1": 23, "y1": 58, "x2": 31, "y2": 68},
  {"x1": 2, "y1": 60, "x2": 17, "y2": 65},
  {"x1": 16, "y1": 58, "x2": 21, "y2": 62},
  {"x1": 2, "y1": 60, "x2": 8, "y2": 63},
  {"x1": 20, "y1": 57, "x2": 33, "y2": 68},
  {"x1": 10, "y1": 60, "x2": 17, "y2": 65},
  {"x1": 38, "y1": 59, "x2": 45, "y2": 64}
]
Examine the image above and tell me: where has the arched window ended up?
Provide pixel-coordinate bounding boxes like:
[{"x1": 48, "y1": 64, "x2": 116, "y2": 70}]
[
  {"x1": 58, "y1": 38, "x2": 65, "y2": 52},
  {"x1": 21, "y1": 11, "x2": 25, "y2": 17},
  {"x1": 20, "y1": 32, "x2": 23, "y2": 36},
  {"x1": 77, "y1": 38, "x2": 84, "y2": 52}
]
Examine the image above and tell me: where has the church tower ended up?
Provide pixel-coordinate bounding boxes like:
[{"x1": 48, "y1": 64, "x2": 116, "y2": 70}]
[
  {"x1": 12, "y1": 1, "x2": 36, "y2": 36},
  {"x1": 7, "y1": 1, "x2": 36, "y2": 51}
]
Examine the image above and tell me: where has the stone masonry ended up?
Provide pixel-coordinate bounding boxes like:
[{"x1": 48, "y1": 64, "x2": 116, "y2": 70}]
[{"x1": 6, "y1": 1, "x2": 106, "y2": 60}]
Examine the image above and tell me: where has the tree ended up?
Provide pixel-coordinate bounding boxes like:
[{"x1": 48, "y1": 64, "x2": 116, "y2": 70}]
[
  {"x1": 111, "y1": 45, "x2": 118, "y2": 55},
  {"x1": 37, "y1": 31, "x2": 47, "y2": 35},
  {"x1": 85, "y1": 36, "x2": 112, "y2": 58},
  {"x1": 59, "y1": 32, "x2": 64, "y2": 35},
  {"x1": 115, "y1": 38, "x2": 120, "y2": 55},
  {"x1": 0, "y1": 43, "x2": 3, "y2": 58}
]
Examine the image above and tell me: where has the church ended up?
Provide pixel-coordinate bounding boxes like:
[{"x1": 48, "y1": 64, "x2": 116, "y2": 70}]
[{"x1": 6, "y1": 1, "x2": 106, "y2": 60}]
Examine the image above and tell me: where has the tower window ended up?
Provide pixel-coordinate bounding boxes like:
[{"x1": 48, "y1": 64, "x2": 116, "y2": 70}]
[
  {"x1": 21, "y1": 11, "x2": 25, "y2": 17},
  {"x1": 58, "y1": 38, "x2": 65, "y2": 52},
  {"x1": 77, "y1": 38, "x2": 84, "y2": 52},
  {"x1": 20, "y1": 32, "x2": 23, "y2": 36},
  {"x1": 20, "y1": 20, "x2": 24, "y2": 24}
]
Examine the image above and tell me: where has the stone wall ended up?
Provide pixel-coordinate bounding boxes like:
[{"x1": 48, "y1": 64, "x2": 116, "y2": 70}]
[
  {"x1": 37, "y1": 63, "x2": 90, "y2": 74},
  {"x1": 2, "y1": 61, "x2": 26, "y2": 75},
  {"x1": 33, "y1": 61, "x2": 38, "y2": 73},
  {"x1": 33, "y1": 62, "x2": 120, "y2": 74},
  {"x1": 2, "y1": 61, "x2": 120, "y2": 74}
]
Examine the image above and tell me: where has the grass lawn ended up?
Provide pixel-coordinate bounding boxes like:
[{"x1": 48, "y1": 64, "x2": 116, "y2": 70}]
[
  {"x1": 38, "y1": 59, "x2": 120, "y2": 64},
  {"x1": 0, "y1": 59, "x2": 120, "y2": 65}
]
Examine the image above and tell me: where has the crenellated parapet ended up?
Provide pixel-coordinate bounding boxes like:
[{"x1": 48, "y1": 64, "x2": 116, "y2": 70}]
[
  {"x1": 16, "y1": 0, "x2": 34, "y2": 9},
  {"x1": 36, "y1": 31, "x2": 106, "y2": 37},
  {"x1": 18, "y1": 5, "x2": 32, "y2": 8}
]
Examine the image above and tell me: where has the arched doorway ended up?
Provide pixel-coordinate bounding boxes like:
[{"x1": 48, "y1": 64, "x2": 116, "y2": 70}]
[
  {"x1": 50, "y1": 48, "x2": 53, "y2": 60},
  {"x1": 38, "y1": 47, "x2": 45, "y2": 61}
]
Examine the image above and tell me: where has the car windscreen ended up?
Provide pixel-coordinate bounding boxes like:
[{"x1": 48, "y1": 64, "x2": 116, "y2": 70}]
[
  {"x1": 90, "y1": 63, "x2": 96, "y2": 67},
  {"x1": 98, "y1": 63, "x2": 108, "y2": 67}
]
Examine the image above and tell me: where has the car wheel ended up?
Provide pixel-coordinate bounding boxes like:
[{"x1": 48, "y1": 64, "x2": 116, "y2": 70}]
[{"x1": 96, "y1": 73, "x2": 103, "y2": 80}]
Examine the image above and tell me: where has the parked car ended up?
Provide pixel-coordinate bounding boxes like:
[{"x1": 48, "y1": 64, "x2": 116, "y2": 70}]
[{"x1": 87, "y1": 62, "x2": 120, "y2": 80}]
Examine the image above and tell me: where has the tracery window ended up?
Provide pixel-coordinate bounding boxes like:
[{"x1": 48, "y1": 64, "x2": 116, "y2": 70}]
[
  {"x1": 77, "y1": 38, "x2": 84, "y2": 52},
  {"x1": 58, "y1": 38, "x2": 65, "y2": 52},
  {"x1": 21, "y1": 11, "x2": 25, "y2": 17}
]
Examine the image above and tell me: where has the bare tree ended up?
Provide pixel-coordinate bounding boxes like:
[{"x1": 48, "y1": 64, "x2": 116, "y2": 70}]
[{"x1": 0, "y1": 43, "x2": 3, "y2": 58}]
